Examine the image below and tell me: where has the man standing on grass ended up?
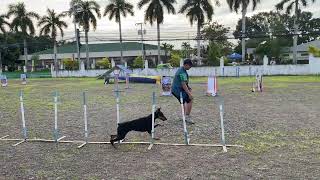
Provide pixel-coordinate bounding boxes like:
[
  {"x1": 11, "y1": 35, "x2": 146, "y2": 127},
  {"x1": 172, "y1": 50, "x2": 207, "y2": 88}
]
[{"x1": 171, "y1": 59, "x2": 194, "y2": 124}]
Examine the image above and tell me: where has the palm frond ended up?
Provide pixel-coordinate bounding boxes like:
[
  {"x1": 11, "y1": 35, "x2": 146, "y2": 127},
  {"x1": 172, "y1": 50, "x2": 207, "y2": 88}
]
[
  {"x1": 162, "y1": 0, "x2": 176, "y2": 14},
  {"x1": 138, "y1": 0, "x2": 151, "y2": 9},
  {"x1": 301, "y1": 0, "x2": 307, "y2": 6},
  {"x1": 179, "y1": 0, "x2": 192, "y2": 14},
  {"x1": 26, "y1": 12, "x2": 40, "y2": 19},
  {"x1": 252, "y1": 0, "x2": 260, "y2": 10},
  {"x1": 276, "y1": 0, "x2": 292, "y2": 10},
  {"x1": 286, "y1": 1, "x2": 295, "y2": 15}
]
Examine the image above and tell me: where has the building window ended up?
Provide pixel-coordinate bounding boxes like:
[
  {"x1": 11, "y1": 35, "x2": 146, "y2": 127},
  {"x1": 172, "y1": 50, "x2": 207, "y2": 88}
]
[{"x1": 301, "y1": 53, "x2": 309, "y2": 56}]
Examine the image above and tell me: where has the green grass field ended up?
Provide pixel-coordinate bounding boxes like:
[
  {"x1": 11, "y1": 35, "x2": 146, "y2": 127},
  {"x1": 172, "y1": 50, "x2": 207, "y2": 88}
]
[{"x1": 1, "y1": 76, "x2": 320, "y2": 179}]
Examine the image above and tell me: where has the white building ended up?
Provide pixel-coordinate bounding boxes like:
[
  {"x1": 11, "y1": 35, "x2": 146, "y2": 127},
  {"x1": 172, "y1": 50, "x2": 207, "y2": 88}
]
[{"x1": 18, "y1": 42, "x2": 166, "y2": 69}]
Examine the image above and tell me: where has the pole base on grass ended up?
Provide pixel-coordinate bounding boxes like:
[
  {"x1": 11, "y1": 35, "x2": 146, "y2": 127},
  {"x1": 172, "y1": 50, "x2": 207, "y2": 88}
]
[{"x1": 1, "y1": 137, "x2": 243, "y2": 152}]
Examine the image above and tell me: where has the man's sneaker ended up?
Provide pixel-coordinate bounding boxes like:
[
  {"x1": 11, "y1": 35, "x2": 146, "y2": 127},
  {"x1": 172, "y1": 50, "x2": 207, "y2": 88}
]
[{"x1": 185, "y1": 115, "x2": 195, "y2": 125}]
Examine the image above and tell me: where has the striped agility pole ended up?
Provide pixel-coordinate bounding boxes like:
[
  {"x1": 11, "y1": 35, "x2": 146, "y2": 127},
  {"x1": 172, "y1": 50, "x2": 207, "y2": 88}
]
[{"x1": 180, "y1": 92, "x2": 190, "y2": 145}]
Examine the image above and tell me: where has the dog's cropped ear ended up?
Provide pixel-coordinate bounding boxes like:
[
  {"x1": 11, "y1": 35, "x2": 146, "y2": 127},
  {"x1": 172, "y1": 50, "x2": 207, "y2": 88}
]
[{"x1": 157, "y1": 107, "x2": 161, "y2": 111}]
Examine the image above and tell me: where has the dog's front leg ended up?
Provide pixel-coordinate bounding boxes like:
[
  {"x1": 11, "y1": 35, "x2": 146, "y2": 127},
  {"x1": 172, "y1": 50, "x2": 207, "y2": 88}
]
[
  {"x1": 148, "y1": 130, "x2": 161, "y2": 140},
  {"x1": 154, "y1": 124, "x2": 162, "y2": 128}
]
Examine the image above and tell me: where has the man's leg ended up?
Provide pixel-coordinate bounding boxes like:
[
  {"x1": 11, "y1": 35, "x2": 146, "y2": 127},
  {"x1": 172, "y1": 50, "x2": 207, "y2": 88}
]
[
  {"x1": 184, "y1": 101, "x2": 194, "y2": 124},
  {"x1": 184, "y1": 101, "x2": 192, "y2": 116}
]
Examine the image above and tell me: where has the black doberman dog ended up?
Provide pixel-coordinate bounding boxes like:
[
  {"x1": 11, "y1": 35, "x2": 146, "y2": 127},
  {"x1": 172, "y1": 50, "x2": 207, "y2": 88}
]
[{"x1": 110, "y1": 108, "x2": 167, "y2": 147}]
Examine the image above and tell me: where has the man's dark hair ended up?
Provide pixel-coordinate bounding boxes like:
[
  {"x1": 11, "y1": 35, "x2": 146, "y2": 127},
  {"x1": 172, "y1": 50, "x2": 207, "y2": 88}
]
[{"x1": 183, "y1": 59, "x2": 193, "y2": 66}]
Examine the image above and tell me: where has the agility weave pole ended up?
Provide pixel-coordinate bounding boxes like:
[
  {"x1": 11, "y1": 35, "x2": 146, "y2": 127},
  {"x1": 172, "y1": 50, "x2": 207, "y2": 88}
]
[
  {"x1": 1, "y1": 90, "x2": 243, "y2": 152},
  {"x1": 12, "y1": 90, "x2": 28, "y2": 146},
  {"x1": 252, "y1": 73, "x2": 263, "y2": 92},
  {"x1": 219, "y1": 100, "x2": 227, "y2": 152},
  {"x1": 53, "y1": 91, "x2": 66, "y2": 143},
  {"x1": 78, "y1": 92, "x2": 89, "y2": 148},
  {"x1": 180, "y1": 92, "x2": 190, "y2": 145},
  {"x1": 125, "y1": 73, "x2": 130, "y2": 89},
  {"x1": 148, "y1": 91, "x2": 156, "y2": 150}
]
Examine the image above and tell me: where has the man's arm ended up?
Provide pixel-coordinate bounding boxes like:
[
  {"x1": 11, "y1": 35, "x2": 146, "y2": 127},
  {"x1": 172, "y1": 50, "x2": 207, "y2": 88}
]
[{"x1": 181, "y1": 82, "x2": 193, "y2": 100}]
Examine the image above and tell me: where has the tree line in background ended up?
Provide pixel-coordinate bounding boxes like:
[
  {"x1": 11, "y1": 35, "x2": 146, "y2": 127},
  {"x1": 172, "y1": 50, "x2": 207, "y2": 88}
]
[{"x1": 0, "y1": 0, "x2": 319, "y2": 71}]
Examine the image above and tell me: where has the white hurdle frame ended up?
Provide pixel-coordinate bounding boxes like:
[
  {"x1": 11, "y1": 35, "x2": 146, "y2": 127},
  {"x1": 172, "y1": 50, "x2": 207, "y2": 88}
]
[{"x1": 1, "y1": 90, "x2": 243, "y2": 152}]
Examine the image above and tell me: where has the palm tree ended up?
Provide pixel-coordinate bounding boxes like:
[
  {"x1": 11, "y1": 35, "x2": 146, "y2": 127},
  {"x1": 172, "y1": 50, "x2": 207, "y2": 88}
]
[
  {"x1": 276, "y1": 0, "x2": 316, "y2": 64},
  {"x1": 38, "y1": 9, "x2": 68, "y2": 76},
  {"x1": 179, "y1": 0, "x2": 220, "y2": 64},
  {"x1": 74, "y1": 0, "x2": 101, "y2": 69},
  {"x1": 104, "y1": 0, "x2": 134, "y2": 64},
  {"x1": 181, "y1": 42, "x2": 191, "y2": 58},
  {"x1": 0, "y1": 15, "x2": 9, "y2": 34},
  {"x1": 226, "y1": 0, "x2": 260, "y2": 63},
  {"x1": 162, "y1": 42, "x2": 174, "y2": 62},
  {"x1": 7, "y1": 2, "x2": 39, "y2": 72},
  {"x1": 138, "y1": 0, "x2": 176, "y2": 65},
  {"x1": 0, "y1": 14, "x2": 10, "y2": 73}
]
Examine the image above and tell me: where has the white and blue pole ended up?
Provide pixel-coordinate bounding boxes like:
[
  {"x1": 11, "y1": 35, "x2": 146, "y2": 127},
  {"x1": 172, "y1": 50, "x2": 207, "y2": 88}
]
[
  {"x1": 151, "y1": 91, "x2": 156, "y2": 140},
  {"x1": 116, "y1": 90, "x2": 120, "y2": 125},
  {"x1": 219, "y1": 101, "x2": 227, "y2": 152},
  {"x1": 83, "y1": 92, "x2": 88, "y2": 143},
  {"x1": 54, "y1": 91, "x2": 59, "y2": 142},
  {"x1": 148, "y1": 91, "x2": 156, "y2": 150},
  {"x1": 180, "y1": 92, "x2": 190, "y2": 145},
  {"x1": 20, "y1": 90, "x2": 27, "y2": 140}
]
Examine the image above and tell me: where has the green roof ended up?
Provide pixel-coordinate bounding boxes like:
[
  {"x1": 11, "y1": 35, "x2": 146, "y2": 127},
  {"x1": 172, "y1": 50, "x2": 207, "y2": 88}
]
[{"x1": 34, "y1": 42, "x2": 160, "y2": 55}]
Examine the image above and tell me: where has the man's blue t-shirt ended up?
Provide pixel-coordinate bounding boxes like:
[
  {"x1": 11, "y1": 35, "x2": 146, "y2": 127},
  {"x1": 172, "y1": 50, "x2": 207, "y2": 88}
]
[{"x1": 171, "y1": 67, "x2": 189, "y2": 95}]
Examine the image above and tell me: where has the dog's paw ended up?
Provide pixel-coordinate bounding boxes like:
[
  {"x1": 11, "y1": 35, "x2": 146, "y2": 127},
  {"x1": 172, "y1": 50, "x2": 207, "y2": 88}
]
[{"x1": 153, "y1": 137, "x2": 161, "y2": 140}]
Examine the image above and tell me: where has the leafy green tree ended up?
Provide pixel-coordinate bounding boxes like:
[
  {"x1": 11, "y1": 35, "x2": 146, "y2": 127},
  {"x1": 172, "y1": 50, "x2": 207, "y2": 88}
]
[
  {"x1": 7, "y1": 2, "x2": 40, "y2": 72},
  {"x1": 179, "y1": 0, "x2": 220, "y2": 62},
  {"x1": 96, "y1": 57, "x2": 111, "y2": 69},
  {"x1": 276, "y1": 0, "x2": 317, "y2": 64},
  {"x1": 104, "y1": 0, "x2": 134, "y2": 63},
  {"x1": 168, "y1": 52, "x2": 181, "y2": 67},
  {"x1": 138, "y1": 0, "x2": 176, "y2": 64},
  {"x1": 73, "y1": 0, "x2": 101, "y2": 69},
  {"x1": 133, "y1": 56, "x2": 144, "y2": 68},
  {"x1": 226, "y1": 0, "x2": 261, "y2": 62},
  {"x1": 38, "y1": 9, "x2": 68, "y2": 72},
  {"x1": 207, "y1": 42, "x2": 222, "y2": 66}
]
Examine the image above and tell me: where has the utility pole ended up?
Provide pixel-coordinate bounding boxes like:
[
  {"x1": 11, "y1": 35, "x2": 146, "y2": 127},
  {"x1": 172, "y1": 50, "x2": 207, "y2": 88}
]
[
  {"x1": 136, "y1": 23, "x2": 146, "y2": 61},
  {"x1": 72, "y1": 5, "x2": 82, "y2": 70}
]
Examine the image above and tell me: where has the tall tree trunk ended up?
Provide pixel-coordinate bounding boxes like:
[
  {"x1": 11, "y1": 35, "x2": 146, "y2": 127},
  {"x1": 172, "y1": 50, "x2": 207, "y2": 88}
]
[
  {"x1": 165, "y1": 50, "x2": 167, "y2": 62},
  {"x1": 85, "y1": 30, "x2": 89, "y2": 70},
  {"x1": 74, "y1": 19, "x2": 82, "y2": 70},
  {"x1": 293, "y1": 0, "x2": 299, "y2": 64},
  {"x1": 241, "y1": 7, "x2": 247, "y2": 62},
  {"x1": 157, "y1": 22, "x2": 162, "y2": 65},
  {"x1": 54, "y1": 41, "x2": 58, "y2": 77},
  {"x1": 197, "y1": 21, "x2": 201, "y2": 65},
  {"x1": 24, "y1": 38, "x2": 28, "y2": 73},
  {"x1": 119, "y1": 16, "x2": 124, "y2": 64}
]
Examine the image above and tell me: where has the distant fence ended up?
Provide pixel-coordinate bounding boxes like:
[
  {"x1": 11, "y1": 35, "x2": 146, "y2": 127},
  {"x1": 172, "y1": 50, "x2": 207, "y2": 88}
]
[
  {"x1": 2, "y1": 71, "x2": 51, "y2": 79},
  {"x1": 53, "y1": 55, "x2": 320, "y2": 77}
]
